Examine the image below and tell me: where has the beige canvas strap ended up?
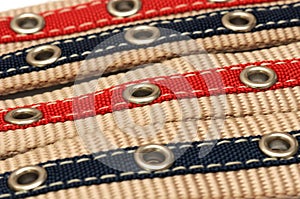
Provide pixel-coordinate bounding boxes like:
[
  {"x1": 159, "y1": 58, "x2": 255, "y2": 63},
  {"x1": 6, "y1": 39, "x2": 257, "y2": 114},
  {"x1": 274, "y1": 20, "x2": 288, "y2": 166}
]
[
  {"x1": 25, "y1": 164, "x2": 300, "y2": 199},
  {"x1": 1, "y1": 97, "x2": 300, "y2": 170},
  {"x1": 1, "y1": 41, "x2": 299, "y2": 108},
  {"x1": 0, "y1": 0, "x2": 294, "y2": 55},
  {"x1": 0, "y1": 32, "x2": 299, "y2": 96}
]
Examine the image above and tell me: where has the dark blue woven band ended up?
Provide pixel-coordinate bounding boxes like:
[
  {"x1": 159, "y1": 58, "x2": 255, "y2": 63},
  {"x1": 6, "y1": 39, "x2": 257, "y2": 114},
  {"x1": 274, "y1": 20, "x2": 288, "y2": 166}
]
[
  {"x1": 0, "y1": 2, "x2": 299, "y2": 79},
  {"x1": 0, "y1": 131, "x2": 299, "y2": 198}
]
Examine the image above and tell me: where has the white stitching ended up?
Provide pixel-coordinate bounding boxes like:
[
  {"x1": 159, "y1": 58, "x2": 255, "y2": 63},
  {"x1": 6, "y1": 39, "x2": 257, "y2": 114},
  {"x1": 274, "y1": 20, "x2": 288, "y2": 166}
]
[
  {"x1": 0, "y1": 147, "x2": 299, "y2": 197},
  {"x1": 0, "y1": 194, "x2": 11, "y2": 198},
  {"x1": 216, "y1": 140, "x2": 231, "y2": 145},
  {"x1": 67, "y1": 179, "x2": 81, "y2": 184},
  {"x1": 251, "y1": 138, "x2": 261, "y2": 142},
  {"x1": 85, "y1": 177, "x2": 98, "y2": 181},
  {"x1": 189, "y1": 165, "x2": 204, "y2": 169},
  {"x1": 18, "y1": 134, "x2": 290, "y2": 170},
  {"x1": 207, "y1": 163, "x2": 222, "y2": 168},
  {"x1": 0, "y1": 18, "x2": 295, "y2": 65},
  {"x1": 120, "y1": 172, "x2": 135, "y2": 177},
  {"x1": 0, "y1": 60, "x2": 298, "y2": 114},
  {"x1": 246, "y1": 159, "x2": 260, "y2": 164},
  {"x1": 40, "y1": 1, "x2": 102, "y2": 17},
  {"x1": 179, "y1": 144, "x2": 193, "y2": 149},
  {"x1": 262, "y1": 158, "x2": 278, "y2": 162},
  {"x1": 0, "y1": 1, "x2": 299, "y2": 59},
  {"x1": 1, "y1": 15, "x2": 298, "y2": 62},
  {"x1": 225, "y1": 161, "x2": 242, "y2": 166},
  {"x1": 293, "y1": 133, "x2": 300, "y2": 137},
  {"x1": 49, "y1": 182, "x2": 64, "y2": 187},
  {"x1": 235, "y1": 139, "x2": 248, "y2": 143},
  {"x1": 100, "y1": 174, "x2": 117, "y2": 179}
]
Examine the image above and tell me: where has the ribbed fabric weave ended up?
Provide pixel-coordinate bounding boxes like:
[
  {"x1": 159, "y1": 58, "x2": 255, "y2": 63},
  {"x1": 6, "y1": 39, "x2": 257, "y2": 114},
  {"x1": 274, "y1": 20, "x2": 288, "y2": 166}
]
[
  {"x1": 0, "y1": 27, "x2": 299, "y2": 96},
  {"x1": 0, "y1": 0, "x2": 293, "y2": 56},
  {"x1": 1, "y1": 0, "x2": 300, "y2": 198}
]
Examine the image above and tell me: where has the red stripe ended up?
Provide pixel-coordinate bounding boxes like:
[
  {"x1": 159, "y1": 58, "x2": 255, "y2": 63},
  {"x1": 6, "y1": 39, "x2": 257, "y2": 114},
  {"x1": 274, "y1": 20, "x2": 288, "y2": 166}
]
[
  {"x1": 0, "y1": 0, "x2": 277, "y2": 43},
  {"x1": 0, "y1": 58, "x2": 299, "y2": 131}
]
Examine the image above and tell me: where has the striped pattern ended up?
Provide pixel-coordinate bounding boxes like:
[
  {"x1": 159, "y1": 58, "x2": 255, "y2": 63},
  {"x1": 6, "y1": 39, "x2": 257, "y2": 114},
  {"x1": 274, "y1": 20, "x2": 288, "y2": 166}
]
[
  {"x1": 0, "y1": 0, "x2": 294, "y2": 56},
  {"x1": 0, "y1": 58, "x2": 299, "y2": 131},
  {"x1": 1, "y1": 45, "x2": 300, "y2": 162},
  {"x1": 26, "y1": 164, "x2": 300, "y2": 199},
  {"x1": 0, "y1": 132, "x2": 299, "y2": 199},
  {"x1": 0, "y1": 36, "x2": 299, "y2": 96},
  {"x1": 0, "y1": 0, "x2": 279, "y2": 43},
  {"x1": 0, "y1": 40, "x2": 299, "y2": 107},
  {"x1": 0, "y1": 0, "x2": 90, "y2": 17},
  {"x1": 1, "y1": 0, "x2": 300, "y2": 198},
  {"x1": 0, "y1": 2, "x2": 299, "y2": 79}
]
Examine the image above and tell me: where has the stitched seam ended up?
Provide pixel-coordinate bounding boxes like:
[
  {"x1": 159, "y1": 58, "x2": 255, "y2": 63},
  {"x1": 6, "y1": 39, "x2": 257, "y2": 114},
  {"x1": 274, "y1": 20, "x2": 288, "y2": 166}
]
[
  {"x1": 3, "y1": 108, "x2": 300, "y2": 162},
  {"x1": 0, "y1": 0, "x2": 295, "y2": 21},
  {"x1": 25, "y1": 79, "x2": 300, "y2": 119},
  {"x1": 0, "y1": 105, "x2": 300, "y2": 165},
  {"x1": 0, "y1": 2, "x2": 299, "y2": 42},
  {"x1": 42, "y1": 1, "x2": 103, "y2": 17},
  {"x1": 0, "y1": 145, "x2": 299, "y2": 197},
  {"x1": 0, "y1": 0, "x2": 103, "y2": 21},
  {"x1": 17, "y1": 133, "x2": 300, "y2": 169},
  {"x1": 0, "y1": 0, "x2": 296, "y2": 22},
  {"x1": 0, "y1": 59, "x2": 298, "y2": 115},
  {"x1": 1, "y1": 13, "x2": 299, "y2": 61}
]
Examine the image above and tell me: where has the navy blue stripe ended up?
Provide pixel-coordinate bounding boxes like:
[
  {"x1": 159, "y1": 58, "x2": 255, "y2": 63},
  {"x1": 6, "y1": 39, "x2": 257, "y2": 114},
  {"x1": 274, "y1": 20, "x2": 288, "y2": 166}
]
[
  {"x1": 0, "y1": 131, "x2": 299, "y2": 198},
  {"x1": 0, "y1": 2, "x2": 299, "y2": 79}
]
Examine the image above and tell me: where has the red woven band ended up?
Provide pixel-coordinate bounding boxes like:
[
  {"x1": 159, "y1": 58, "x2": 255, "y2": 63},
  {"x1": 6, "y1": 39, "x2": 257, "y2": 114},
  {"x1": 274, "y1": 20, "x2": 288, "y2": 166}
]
[
  {"x1": 0, "y1": 0, "x2": 277, "y2": 43},
  {"x1": 0, "y1": 58, "x2": 299, "y2": 131}
]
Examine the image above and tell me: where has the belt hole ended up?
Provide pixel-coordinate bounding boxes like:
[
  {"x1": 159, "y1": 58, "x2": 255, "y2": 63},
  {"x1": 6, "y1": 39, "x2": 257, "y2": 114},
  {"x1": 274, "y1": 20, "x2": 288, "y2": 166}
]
[{"x1": 10, "y1": 13, "x2": 45, "y2": 34}]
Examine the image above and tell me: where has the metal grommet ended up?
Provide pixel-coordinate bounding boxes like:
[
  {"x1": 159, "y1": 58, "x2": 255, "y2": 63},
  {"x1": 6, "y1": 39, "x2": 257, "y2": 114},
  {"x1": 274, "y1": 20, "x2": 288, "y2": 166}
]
[
  {"x1": 107, "y1": 0, "x2": 141, "y2": 17},
  {"x1": 134, "y1": 144, "x2": 175, "y2": 171},
  {"x1": 4, "y1": 108, "x2": 43, "y2": 125},
  {"x1": 239, "y1": 66, "x2": 277, "y2": 89},
  {"x1": 26, "y1": 45, "x2": 62, "y2": 67},
  {"x1": 259, "y1": 132, "x2": 298, "y2": 158},
  {"x1": 222, "y1": 11, "x2": 256, "y2": 32},
  {"x1": 125, "y1": 26, "x2": 160, "y2": 45},
  {"x1": 123, "y1": 83, "x2": 161, "y2": 105},
  {"x1": 8, "y1": 166, "x2": 47, "y2": 191},
  {"x1": 10, "y1": 13, "x2": 45, "y2": 34}
]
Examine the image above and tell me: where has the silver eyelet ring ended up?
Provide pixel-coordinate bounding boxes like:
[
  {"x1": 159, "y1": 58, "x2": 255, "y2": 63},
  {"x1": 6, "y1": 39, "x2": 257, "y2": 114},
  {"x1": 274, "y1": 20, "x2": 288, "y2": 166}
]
[
  {"x1": 134, "y1": 144, "x2": 175, "y2": 171},
  {"x1": 239, "y1": 66, "x2": 277, "y2": 89},
  {"x1": 125, "y1": 26, "x2": 160, "y2": 45},
  {"x1": 107, "y1": 0, "x2": 141, "y2": 17},
  {"x1": 222, "y1": 11, "x2": 256, "y2": 32},
  {"x1": 10, "y1": 13, "x2": 45, "y2": 34},
  {"x1": 123, "y1": 83, "x2": 161, "y2": 105},
  {"x1": 26, "y1": 45, "x2": 62, "y2": 67},
  {"x1": 5, "y1": 108, "x2": 43, "y2": 125},
  {"x1": 259, "y1": 132, "x2": 298, "y2": 158},
  {"x1": 8, "y1": 166, "x2": 47, "y2": 191}
]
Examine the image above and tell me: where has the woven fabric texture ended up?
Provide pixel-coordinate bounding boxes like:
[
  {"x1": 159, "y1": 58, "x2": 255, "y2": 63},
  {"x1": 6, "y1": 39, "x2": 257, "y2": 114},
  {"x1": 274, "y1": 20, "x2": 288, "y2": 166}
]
[
  {"x1": 1, "y1": 2, "x2": 299, "y2": 79},
  {"x1": 1, "y1": 57, "x2": 300, "y2": 132},
  {"x1": 0, "y1": 0, "x2": 293, "y2": 56},
  {"x1": 1, "y1": 0, "x2": 300, "y2": 198},
  {"x1": 0, "y1": 0, "x2": 91, "y2": 17},
  {"x1": 0, "y1": 26, "x2": 299, "y2": 96},
  {"x1": 0, "y1": 41, "x2": 299, "y2": 165},
  {"x1": 1, "y1": 40, "x2": 299, "y2": 108},
  {"x1": 0, "y1": 0, "x2": 280, "y2": 43},
  {"x1": 26, "y1": 164, "x2": 300, "y2": 199},
  {"x1": 1, "y1": 132, "x2": 300, "y2": 198}
]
